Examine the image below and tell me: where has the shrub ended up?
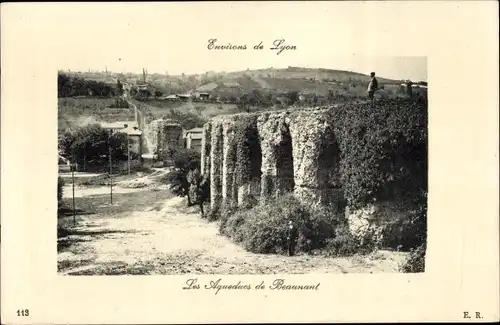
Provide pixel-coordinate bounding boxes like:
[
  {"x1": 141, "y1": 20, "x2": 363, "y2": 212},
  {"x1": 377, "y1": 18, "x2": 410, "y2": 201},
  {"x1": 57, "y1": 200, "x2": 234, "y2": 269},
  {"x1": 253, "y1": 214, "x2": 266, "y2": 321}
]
[
  {"x1": 162, "y1": 148, "x2": 201, "y2": 205},
  {"x1": 58, "y1": 177, "x2": 65, "y2": 206},
  {"x1": 399, "y1": 242, "x2": 426, "y2": 273},
  {"x1": 324, "y1": 231, "x2": 361, "y2": 257},
  {"x1": 187, "y1": 169, "x2": 210, "y2": 217},
  {"x1": 220, "y1": 194, "x2": 341, "y2": 255}
]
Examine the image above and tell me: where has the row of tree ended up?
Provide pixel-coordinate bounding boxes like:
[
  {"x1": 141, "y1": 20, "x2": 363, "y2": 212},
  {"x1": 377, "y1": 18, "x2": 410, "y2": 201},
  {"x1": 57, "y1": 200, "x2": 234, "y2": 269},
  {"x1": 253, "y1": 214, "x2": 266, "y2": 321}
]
[
  {"x1": 59, "y1": 124, "x2": 131, "y2": 168},
  {"x1": 58, "y1": 73, "x2": 119, "y2": 98}
]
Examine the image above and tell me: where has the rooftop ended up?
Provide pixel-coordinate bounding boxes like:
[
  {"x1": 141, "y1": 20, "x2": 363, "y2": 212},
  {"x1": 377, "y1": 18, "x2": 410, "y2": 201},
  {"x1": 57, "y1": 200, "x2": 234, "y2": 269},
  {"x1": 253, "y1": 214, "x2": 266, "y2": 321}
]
[
  {"x1": 100, "y1": 121, "x2": 142, "y2": 136},
  {"x1": 186, "y1": 133, "x2": 203, "y2": 140},
  {"x1": 183, "y1": 127, "x2": 204, "y2": 138}
]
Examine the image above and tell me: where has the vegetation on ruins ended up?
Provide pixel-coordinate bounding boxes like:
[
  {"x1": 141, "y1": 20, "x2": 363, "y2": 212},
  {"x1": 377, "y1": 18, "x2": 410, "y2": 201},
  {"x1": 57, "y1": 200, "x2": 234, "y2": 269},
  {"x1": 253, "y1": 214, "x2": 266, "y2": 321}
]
[
  {"x1": 198, "y1": 96, "x2": 428, "y2": 270},
  {"x1": 332, "y1": 97, "x2": 428, "y2": 258},
  {"x1": 332, "y1": 97, "x2": 428, "y2": 208}
]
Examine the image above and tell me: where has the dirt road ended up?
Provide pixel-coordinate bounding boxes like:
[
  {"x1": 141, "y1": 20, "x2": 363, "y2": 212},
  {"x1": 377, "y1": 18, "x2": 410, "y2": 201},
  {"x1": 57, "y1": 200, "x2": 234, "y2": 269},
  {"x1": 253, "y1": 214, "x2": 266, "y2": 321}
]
[{"x1": 58, "y1": 192, "x2": 407, "y2": 275}]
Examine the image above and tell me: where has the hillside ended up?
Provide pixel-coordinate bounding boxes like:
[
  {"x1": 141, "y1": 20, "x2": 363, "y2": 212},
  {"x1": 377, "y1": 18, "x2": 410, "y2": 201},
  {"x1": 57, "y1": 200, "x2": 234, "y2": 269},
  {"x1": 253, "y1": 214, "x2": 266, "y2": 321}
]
[{"x1": 63, "y1": 66, "x2": 404, "y2": 97}]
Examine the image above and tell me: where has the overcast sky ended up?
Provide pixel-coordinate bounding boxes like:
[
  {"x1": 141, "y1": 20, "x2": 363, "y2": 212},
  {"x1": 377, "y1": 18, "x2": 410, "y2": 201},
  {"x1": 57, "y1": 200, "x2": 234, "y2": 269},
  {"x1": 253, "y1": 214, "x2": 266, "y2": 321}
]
[{"x1": 29, "y1": 2, "x2": 427, "y2": 80}]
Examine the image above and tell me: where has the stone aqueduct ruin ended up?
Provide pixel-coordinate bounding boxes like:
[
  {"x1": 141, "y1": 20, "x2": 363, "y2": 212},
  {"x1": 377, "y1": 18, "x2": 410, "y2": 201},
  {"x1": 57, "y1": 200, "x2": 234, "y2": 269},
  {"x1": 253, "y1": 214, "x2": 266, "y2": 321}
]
[{"x1": 201, "y1": 106, "x2": 346, "y2": 212}]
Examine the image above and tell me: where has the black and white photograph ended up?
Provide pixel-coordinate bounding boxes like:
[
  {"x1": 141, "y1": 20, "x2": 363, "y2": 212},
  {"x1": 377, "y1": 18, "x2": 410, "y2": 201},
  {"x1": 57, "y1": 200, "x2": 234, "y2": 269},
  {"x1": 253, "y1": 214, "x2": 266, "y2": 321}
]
[
  {"x1": 2, "y1": 2, "x2": 498, "y2": 323},
  {"x1": 57, "y1": 56, "x2": 428, "y2": 275}
]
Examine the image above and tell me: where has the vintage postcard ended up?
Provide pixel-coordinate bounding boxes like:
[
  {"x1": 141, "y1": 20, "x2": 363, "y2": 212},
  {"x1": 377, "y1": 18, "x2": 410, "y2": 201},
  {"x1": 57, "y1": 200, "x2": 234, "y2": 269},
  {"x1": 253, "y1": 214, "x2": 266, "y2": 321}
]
[{"x1": 1, "y1": 1, "x2": 499, "y2": 324}]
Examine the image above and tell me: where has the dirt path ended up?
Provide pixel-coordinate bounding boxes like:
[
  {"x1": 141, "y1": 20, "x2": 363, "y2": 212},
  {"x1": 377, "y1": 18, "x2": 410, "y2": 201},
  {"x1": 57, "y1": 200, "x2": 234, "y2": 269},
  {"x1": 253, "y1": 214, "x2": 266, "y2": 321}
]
[{"x1": 58, "y1": 194, "x2": 407, "y2": 275}]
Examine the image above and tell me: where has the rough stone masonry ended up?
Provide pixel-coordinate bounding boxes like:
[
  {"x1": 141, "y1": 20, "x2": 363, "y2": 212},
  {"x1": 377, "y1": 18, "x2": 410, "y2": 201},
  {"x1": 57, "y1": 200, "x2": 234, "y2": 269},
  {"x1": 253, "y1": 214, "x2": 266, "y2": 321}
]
[
  {"x1": 200, "y1": 103, "x2": 421, "y2": 243},
  {"x1": 201, "y1": 106, "x2": 343, "y2": 211}
]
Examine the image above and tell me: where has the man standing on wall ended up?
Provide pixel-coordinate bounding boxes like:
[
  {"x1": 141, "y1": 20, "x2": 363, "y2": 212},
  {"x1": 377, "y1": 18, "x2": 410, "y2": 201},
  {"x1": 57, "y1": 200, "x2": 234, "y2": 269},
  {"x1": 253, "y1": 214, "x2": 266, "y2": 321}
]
[{"x1": 367, "y1": 72, "x2": 379, "y2": 102}]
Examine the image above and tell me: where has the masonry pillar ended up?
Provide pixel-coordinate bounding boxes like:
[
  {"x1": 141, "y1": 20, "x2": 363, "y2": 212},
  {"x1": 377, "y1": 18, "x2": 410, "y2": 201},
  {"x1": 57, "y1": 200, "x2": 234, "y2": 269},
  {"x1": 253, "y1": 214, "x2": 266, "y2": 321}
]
[
  {"x1": 200, "y1": 121, "x2": 212, "y2": 176},
  {"x1": 210, "y1": 121, "x2": 223, "y2": 211},
  {"x1": 221, "y1": 120, "x2": 237, "y2": 208}
]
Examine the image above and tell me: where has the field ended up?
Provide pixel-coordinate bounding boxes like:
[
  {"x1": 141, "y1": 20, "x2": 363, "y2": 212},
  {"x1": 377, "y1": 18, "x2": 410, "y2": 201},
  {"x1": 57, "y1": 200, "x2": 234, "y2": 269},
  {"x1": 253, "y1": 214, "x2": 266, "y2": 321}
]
[{"x1": 58, "y1": 97, "x2": 135, "y2": 131}]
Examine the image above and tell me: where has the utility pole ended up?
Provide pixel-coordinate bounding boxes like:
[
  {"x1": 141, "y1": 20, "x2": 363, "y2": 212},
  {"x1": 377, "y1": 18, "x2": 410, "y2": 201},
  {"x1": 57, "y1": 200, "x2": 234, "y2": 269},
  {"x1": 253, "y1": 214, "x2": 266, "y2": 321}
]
[
  {"x1": 71, "y1": 153, "x2": 76, "y2": 225},
  {"x1": 128, "y1": 134, "x2": 131, "y2": 175},
  {"x1": 108, "y1": 129, "x2": 113, "y2": 204},
  {"x1": 124, "y1": 124, "x2": 131, "y2": 175}
]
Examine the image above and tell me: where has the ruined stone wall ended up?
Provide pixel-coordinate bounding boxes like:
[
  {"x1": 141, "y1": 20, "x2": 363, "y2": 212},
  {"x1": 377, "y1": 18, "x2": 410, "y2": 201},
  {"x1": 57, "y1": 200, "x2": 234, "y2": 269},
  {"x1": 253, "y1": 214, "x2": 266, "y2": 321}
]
[
  {"x1": 144, "y1": 118, "x2": 183, "y2": 161},
  {"x1": 200, "y1": 121, "x2": 212, "y2": 176},
  {"x1": 202, "y1": 107, "x2": 343, "y2": 210},
  {"x1": 199, "y1": 102, "x2": 424, "y2": 246},
  {"x1": 209, "y1": 120, "x2": 223, "y2": 211}
]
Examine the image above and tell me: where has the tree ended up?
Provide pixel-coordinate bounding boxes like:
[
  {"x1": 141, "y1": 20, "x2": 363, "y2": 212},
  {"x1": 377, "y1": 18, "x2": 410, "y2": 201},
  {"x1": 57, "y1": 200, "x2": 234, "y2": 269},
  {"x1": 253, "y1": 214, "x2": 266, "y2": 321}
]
[
  {"x1": 138, "y1": 88, "x2": 151, "y2": 99},
  {"x1": 187, "y1": 169, "x2": 210, "y2": 217},
  {"x1": 328, "y1": 90, "x2": 335, "y2": 104},
  {"x1": 237, "y1": 94, "x2": 251, "y2": 112},
  {"x1": 58, "y1": 177, "x2": 65, "y2": 207},
  {"x1": 164, "y1": 148, "x2": 201, "y2": 206},
  {"x1": 285, "y1": 91, "x2": 299, "y2": 106},
  {"x1": 117, "y1": 80, "x2": 124, "y2": 96},
  {"x1": 58, "y1": 124, "x2": 128, "y2": 168}
]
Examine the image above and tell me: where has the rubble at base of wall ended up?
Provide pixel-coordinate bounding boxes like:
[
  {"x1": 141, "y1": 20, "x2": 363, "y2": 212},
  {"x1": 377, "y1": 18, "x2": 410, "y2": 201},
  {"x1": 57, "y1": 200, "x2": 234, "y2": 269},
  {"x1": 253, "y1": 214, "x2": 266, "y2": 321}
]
[{"x1": 345, "y1": 202, "x2": 413, "y2": 245}]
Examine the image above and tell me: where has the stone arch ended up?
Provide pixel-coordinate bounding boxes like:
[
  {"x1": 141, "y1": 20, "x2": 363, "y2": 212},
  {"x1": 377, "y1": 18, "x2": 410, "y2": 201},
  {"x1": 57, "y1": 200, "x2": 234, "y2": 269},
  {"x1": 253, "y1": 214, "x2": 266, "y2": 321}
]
[
  {"x1": 316, "y1": 127, "x2": 344, "y2": 210},
  {"x1": 275, "y1": 125, "x2": 295, "y2": 195},
  {"x1": 247, "y1": 124, "x2": 263, "y2": 201},
  {"x1": 317, "y1": 127, "x2": 341, "y2": 189},
  {"x1": 234, "y1": 118, "x2": 262, "y2": 207}
]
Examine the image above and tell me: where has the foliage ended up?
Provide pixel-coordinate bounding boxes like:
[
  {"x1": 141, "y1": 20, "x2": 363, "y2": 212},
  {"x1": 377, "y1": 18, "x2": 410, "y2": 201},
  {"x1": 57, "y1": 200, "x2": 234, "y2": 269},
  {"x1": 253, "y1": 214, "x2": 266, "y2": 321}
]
[
  {"x1": 332, "y1": 97, "x2": 428, "y2": 208},
  {"x1": 163, "y1": 148, "x2": 201, "y2": 204},
  {"x1": 58, "y1": 73, "x2": 117, "y2": 98},
  {"x1": 187, "y1": 169, "x2": 211, "y2": 217},
  {"x1": 399, "y1": 242, "x2": 426, "y2": 273},
  {"x1": 154, "y1": 90, "x2": 163, "y2": 99},
  {"x1": 380, "y1": 191, "x2": 427, "y2": 250},
  {"x1": 138, "y1": 88, "x2": 152, "y2": 99},
  {"x1": 58, "y1": 177, "x2": 65, "y2": 206},
  {"x1": 237, "y1": 89, "x2": 273, "y2": 112},
  {"x1": 219, "y1": 194, "x2": 341, "y2": 255},
  {"x1": 285, "y1": 91, "x2": 300, "y2": 106},
  {"x1": 58, "y1": 124, "x2": 128, "y2": 167},
  {"x1": 108, "y1": 98, "x2": 130, "y2": 108},
  {"x1": 116, "y1": 80, "x2": 124, "y2": 96},
  {"x1": 167, "y1": 109, "x2": 208, "y2": 130}
]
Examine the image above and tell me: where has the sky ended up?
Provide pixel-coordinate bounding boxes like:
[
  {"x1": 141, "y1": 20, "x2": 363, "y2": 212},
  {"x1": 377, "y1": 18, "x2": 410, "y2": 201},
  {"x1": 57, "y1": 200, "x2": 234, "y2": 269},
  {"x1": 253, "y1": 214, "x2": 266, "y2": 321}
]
[
  {"x1": 70, "y1": 56, "x2": 427, "y2": 81},
  {"x1": 20, "y1": 2, "x2": 428, "y2": 80}
]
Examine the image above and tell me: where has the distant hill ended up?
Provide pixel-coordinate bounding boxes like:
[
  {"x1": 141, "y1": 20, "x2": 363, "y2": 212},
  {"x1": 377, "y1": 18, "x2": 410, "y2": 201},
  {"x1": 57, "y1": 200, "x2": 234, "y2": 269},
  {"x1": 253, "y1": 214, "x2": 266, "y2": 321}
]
[
  {"x1": 222, "y1": 66, "x2": 400, "y2": 84},
  {"x1": 188, "y1": 67, "x2": 403, "y2": 98},
  {"x1": 62, "y1": 67, "x2": 409, "y2": 98}
]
